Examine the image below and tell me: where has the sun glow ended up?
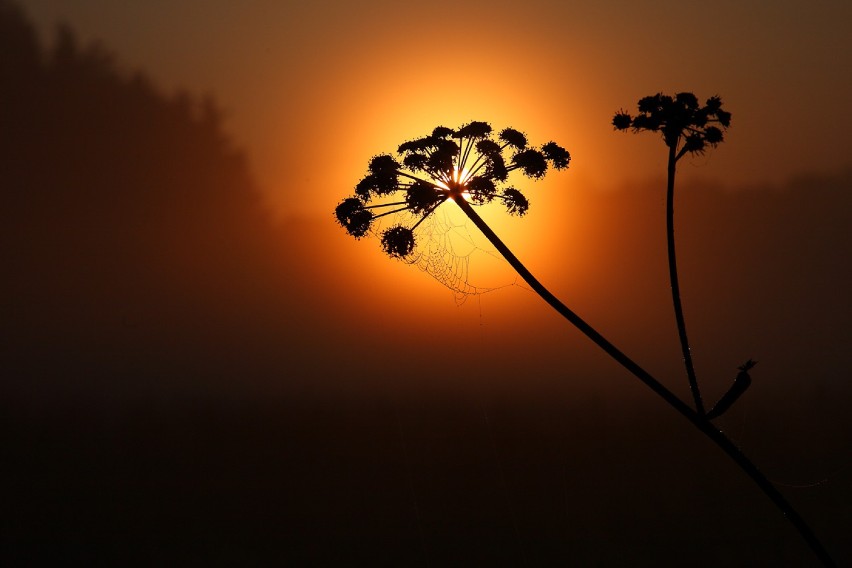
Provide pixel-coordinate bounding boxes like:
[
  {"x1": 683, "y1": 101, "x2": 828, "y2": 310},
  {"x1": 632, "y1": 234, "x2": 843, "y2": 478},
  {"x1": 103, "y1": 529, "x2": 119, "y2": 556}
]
[
  {"x1": 434, "y1": 166, "x2": 473, "y2": 201},
  {"x1": 336, "y1": 121, "x2": 571, "y2": 297}
]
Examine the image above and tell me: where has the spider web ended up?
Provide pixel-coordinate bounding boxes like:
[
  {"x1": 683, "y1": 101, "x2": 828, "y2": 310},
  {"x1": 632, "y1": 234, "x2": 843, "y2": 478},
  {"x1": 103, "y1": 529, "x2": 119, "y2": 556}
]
[{"x1": 371, "y1": 200, "x2": 514, "y2": 303}]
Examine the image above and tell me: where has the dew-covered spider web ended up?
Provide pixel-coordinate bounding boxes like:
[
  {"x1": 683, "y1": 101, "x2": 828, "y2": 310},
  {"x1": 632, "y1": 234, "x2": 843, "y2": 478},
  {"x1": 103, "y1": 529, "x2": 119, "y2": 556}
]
[
  {"x1": 338, "y1": 123, "x2": 572, "y2": 301},
  {"x1": 369, "y1": 199, "x2": 517, "y2": 303}
]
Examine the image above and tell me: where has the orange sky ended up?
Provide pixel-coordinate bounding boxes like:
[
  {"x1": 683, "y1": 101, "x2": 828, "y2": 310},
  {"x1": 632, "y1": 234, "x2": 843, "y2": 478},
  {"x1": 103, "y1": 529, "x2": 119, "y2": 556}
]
[
  {"x1": 23, "y1": 0, "x2": 852, "y2": 219},
  {"x1": 12, "y1": 0, "x2": 850, "y2": 399},
  {"x1": 4, "y1": 3, "x2": 851, "y2": 563}
]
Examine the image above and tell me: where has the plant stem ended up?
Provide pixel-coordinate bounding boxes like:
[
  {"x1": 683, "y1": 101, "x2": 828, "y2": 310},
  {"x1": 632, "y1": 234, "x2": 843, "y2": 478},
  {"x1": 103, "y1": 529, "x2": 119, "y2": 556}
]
[
  {"x1": 667, "y1": 144, "x2": 705, "y2": 414},
  {"x1": 454, "y1": 197, "x2": 689, "y2": 414},
  {"x1": 452, "y1": 196, "x2": 836, "y2": 567}
]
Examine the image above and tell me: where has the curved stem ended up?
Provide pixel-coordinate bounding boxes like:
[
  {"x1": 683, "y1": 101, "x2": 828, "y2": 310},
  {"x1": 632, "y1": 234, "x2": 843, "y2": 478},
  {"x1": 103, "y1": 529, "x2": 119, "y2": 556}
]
[
  {"x1": 667, "y1": 144, "x2": 704, "y2": 415},
  {"x1": 452, "y1": 197, "x2": 836, "y2": 567},
  {"x1": 454, "y1": 197, "x2": 690, "y2": 414}
]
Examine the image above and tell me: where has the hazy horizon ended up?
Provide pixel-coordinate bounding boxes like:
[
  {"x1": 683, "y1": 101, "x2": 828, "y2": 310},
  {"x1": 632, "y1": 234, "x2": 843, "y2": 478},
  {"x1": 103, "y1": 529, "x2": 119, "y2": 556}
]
[{"x1": 19, "y1": 0, "x2": 852, "y2": 219}]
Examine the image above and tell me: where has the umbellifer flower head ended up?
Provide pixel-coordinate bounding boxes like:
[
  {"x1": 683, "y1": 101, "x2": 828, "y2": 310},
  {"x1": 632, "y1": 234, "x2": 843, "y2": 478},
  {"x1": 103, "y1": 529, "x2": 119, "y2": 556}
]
[
  {"x1": 335, "y1": 121, "x2": 570, "y2": 259},
  {"x1": 612, "y1": 92, "x2": 731, "y2": 159}
]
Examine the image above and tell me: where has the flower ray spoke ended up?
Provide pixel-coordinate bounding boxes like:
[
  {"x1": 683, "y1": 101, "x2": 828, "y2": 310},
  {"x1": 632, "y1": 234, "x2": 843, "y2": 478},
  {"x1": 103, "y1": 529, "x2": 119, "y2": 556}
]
[
  {"x1": 409, "y1": 197, "x2": 447, "y2": 232},
  {"x1": 371, "y1": 206, "x2": 413, "y2": 220},
  {"x1": 363, "y1": 201, "x2": 408, "y2": 210}
]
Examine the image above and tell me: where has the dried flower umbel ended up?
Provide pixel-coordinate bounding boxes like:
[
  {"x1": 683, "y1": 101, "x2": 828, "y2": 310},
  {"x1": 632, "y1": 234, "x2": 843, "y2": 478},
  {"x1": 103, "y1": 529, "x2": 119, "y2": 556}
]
[
  {"x1": 613, "y1": 92, "x2": 731, "y2": 158},
  {"x1": 335, "y1": 121, "x2": 569, "y2": 259}
]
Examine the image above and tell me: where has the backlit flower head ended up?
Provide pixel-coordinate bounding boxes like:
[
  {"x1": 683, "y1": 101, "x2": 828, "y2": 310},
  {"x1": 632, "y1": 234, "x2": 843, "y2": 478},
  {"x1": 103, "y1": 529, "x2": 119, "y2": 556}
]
[
  {"x1": 335, "y1": 121, "x2": 570, "y2": 258},
  {"x1": 612, "y1": 92, "x2": 731, "y2": 158}
]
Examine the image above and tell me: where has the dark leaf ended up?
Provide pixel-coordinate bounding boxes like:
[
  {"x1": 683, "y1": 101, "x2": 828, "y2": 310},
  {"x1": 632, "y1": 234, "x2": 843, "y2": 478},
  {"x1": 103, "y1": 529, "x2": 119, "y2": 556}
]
[{"x1": 707, "y1": 361, "x2": 755, "y2": 420}]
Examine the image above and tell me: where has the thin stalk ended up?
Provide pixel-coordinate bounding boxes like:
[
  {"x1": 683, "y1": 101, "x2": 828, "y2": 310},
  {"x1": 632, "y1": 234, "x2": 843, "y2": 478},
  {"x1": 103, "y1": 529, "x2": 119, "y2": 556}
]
[
  {"x1": 397, "y1": 170, "x2": 435, "y2": 185},
  {"x1": 467, "y1": 156, "x2": 489, "y2": 179},
  {"x1": 667, "y1": 143, "x2": 704, "y2": 414},
  {"x1": 410, "y1": 197, "x2": 447, "y2": 231},
  {"x1": 364, "y1": 201, "x2": 407, "y2": 209},
  {"x1": 460, "y1": 136, "x2": 474, "y2": 172},
  {"x1": 371, "y1": 206, "x2": 411, "y2": 220},
  {"x1": 465, "y1": 152, "x2": 487, "y2": 179},
  {"x1": 452, "y1": 196, "x2": 836, "y2": 568}
]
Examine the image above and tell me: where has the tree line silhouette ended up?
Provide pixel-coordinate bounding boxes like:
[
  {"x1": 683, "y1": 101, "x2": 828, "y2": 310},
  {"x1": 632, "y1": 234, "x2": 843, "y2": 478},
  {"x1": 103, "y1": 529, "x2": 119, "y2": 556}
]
[{"x1": 1, "y1": 0, "x2": 295, "y2": 395}]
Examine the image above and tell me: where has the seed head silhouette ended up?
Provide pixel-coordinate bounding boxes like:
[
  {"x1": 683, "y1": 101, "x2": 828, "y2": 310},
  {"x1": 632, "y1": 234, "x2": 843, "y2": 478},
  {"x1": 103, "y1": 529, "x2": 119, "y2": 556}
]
[
  {"x1": 335, "y1": 121, "x2": 569, "y2": 258},
  {"x1": 613, "y1": 92, "x2": 731, "y2": 158}
]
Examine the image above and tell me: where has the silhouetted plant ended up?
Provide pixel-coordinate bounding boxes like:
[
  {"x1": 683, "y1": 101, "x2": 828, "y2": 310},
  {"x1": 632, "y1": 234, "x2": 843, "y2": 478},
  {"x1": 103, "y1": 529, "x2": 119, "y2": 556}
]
[
  {"x1": 335, "y1": 120, "x2": 835, "y2": 567},
  {"x1": 613, "y1": 93, "x2": 731, "y2": 415},
  {"x1": 336, "y1": 122, "x2": 568, "y2": 255},
  {"x1": 611, "y1": 96, "x2": 831, "y2": 565}
]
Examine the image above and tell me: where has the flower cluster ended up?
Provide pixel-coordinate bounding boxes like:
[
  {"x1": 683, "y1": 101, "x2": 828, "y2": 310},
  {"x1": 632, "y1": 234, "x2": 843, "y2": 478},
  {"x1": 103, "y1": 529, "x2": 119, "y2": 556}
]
[
  {"x1": 612, "y1": 93, "x2": 731, "y2": 157},
  {"x1": 335, "y1": 122, "x2": 570, "y2": 258}
]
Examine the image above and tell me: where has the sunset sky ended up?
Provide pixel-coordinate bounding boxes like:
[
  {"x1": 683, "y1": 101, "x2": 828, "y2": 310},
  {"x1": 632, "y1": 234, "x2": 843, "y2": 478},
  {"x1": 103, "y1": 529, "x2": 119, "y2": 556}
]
[
  {"x1": 4, "y1": 1, "x2": 851, "y2": 564},
  {"x1": 19, "y1": 0, "x2": 852, "y2": 364},
  {"x1": 24, "y1": 0, "x2": 852, "y2": 214}
]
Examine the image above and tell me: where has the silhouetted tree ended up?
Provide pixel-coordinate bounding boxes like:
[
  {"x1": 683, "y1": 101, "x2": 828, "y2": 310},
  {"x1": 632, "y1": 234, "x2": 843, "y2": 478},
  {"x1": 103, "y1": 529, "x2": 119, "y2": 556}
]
[
  {"x1": 613, "y1": 93, "x2": 731, "y2": 415},
  {"x1": 335, "y1": 120, "x2": 835, "y2": 567},
  {"x1": 0, "y1": 0, "x2": 290, "y2": 388}
]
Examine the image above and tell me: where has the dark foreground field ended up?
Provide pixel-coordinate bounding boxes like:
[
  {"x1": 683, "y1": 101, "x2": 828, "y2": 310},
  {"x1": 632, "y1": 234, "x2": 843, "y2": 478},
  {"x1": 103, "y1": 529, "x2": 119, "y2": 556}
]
[{"x1": 3, "y1": 391, "x2": 848, "y2": 566}]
